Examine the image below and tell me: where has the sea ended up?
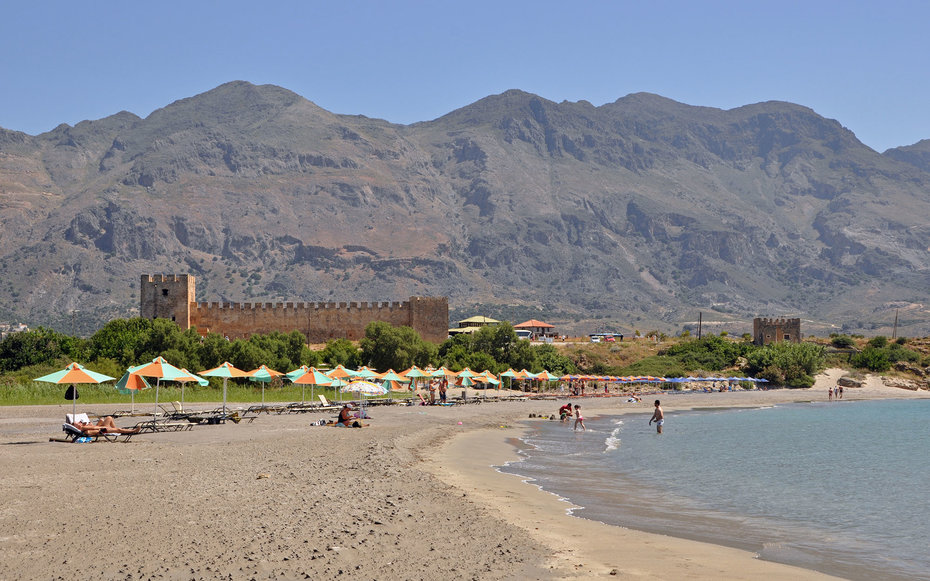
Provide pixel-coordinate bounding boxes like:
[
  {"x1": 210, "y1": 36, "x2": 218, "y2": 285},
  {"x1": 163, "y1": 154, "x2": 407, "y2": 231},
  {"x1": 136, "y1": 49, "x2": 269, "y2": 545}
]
[{"x1": 500, "y1": 398, "x2": 930, "y2": 581}]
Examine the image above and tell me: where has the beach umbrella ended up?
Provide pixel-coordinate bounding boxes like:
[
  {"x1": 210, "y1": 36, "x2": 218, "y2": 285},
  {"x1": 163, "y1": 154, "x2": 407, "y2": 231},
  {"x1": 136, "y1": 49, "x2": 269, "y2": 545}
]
[
  {"x1": 474, "y1": 370, "x2": 499, "y2": 390},
  {"x1": 401, "y1": 365, "x2": 430, "y2": 392},
  {"x1": 430, "y1": 366, "x2": 457, "y2": 378},
  {"x1": 198, "y1": 361, "x2": 250, "y2": 414},
  {"x1": 35, "y1": 362, "x2": 116, "y2": 417},
  {"x1": 535, "y1": 370, "x2": 558, "y2": 392},
  {"x1": 377, "y1": 370, "x2": 409, "y2": 394},
  {"x1": 354, "y1": 366, "x2": 380, "y2": 379},
  {"x1": 401, "y1": 365, "x2": 430, "y2": 379},
  {"x1": 293, "y1": 367, "x2": 333, "y2": 405},
  {"x1": 174, "y1": 368, "x2": 208, "y2": 409},
  {"x1": 285, "y1": 365, "x2": 310, "y2": 381},
  {"x1": 378, "y1": 369, "x2": 409, "y2": 383},
  {"x1": 328, "y1": 364, "x2": 359, "y2": 380},
  {"x1": 114, "y1": 371, "x2": 151, "y2": 414},
  {"x1": 246, "y1": 365, "x2": 283, "y2": 406},
  {"x1": 342, "y1": 379, "x2": 388, "y2": 397},
  {"x1": 130, "y1": 356, "x2": 200, "y2": 421},
  {"x1": 342, "y1": 379, "x2": 388, "y2": 413}
]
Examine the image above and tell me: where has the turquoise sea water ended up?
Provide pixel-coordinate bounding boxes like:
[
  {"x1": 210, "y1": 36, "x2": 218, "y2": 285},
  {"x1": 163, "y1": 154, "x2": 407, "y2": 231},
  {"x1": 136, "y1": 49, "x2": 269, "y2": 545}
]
[{"x1": 501, "y1": 398, "x2": 930, "y2": 581}]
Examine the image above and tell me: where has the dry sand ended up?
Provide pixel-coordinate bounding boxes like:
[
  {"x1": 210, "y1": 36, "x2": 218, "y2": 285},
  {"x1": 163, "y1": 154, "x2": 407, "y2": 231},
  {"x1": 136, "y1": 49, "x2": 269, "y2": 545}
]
[{"x1": 0, "y1": 370, "x2": 925, "y2": 580}]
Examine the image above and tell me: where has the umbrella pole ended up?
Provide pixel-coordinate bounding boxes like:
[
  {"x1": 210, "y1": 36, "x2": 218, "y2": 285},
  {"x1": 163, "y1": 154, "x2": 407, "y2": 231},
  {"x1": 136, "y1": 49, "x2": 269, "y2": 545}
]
[
  {"x1": 262, "y1": 384, "x2": 266, "y2": 406},
  {"x1": 153, "y1": 379, "x2": 161, "y2": 423},
  {"x1": 222, "y1": 377, "x2": 228, "y2": 415},
  {"x1": 181, "y1": 384, "x2": 185, "y2": 410}
]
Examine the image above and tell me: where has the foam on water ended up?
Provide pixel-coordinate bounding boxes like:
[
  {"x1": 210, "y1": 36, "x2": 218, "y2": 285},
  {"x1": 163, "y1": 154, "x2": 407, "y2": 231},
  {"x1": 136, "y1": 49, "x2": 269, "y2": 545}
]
[
  {"x1": 501, "y1": 399, "x2": 930, "y2": 581},
  {"x1": 603, "y1": 419, "x2": 623, "y2": 452}
]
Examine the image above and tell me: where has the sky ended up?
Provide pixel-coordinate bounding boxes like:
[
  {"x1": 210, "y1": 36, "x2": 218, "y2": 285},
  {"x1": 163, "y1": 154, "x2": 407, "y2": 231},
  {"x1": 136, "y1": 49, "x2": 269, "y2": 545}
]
[{"x1": 1, "y1": 0, "x2": 927, "y2": 152}]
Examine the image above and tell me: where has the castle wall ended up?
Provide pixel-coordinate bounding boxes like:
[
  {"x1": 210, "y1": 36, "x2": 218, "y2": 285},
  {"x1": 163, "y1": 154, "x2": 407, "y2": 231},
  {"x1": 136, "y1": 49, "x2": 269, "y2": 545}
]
[
  {"x1": 141, "y1": 274, "x2": 448, "y2": 343},
  {"x1": 753, "y1": 317, "x2": 802, "y2": 346}
]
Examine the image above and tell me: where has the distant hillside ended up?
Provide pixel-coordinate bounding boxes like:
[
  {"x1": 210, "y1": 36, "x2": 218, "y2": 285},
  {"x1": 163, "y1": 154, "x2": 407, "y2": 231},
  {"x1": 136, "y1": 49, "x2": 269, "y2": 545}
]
[{"x1": 1, "y1": 81, "x2": 930, "y2": 337}]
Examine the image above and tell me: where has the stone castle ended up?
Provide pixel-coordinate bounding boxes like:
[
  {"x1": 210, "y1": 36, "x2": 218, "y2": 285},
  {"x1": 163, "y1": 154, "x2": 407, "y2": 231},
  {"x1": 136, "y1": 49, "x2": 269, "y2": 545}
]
[
  {"x1": 140, "y1": 274, "x2": 449, "y2": 343},
  {"x1": 753, "y1": 317, "x2": 802, "y2": 346}
]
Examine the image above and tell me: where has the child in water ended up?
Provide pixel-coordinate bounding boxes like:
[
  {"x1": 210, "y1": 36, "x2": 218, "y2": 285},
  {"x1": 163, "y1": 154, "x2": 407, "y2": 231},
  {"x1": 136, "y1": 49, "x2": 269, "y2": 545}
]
[{"x1": 573, "y1": 404, "x2": 585, "y2": 431}]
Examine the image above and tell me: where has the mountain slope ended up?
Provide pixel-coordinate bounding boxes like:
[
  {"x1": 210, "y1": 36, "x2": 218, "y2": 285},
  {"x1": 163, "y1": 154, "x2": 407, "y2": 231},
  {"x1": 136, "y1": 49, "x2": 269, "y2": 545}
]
[{"x1": 1, "y1": 81, "x2": 929, "y2": 336}]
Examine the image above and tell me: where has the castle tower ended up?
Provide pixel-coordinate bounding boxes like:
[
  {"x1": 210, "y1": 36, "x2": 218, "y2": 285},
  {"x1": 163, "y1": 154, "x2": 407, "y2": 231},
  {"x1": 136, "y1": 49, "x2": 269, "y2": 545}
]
[
  {"x1": 753, "y1": 317, "x2": 801, "y2": 346},
  {"x1": 140, "y1": 274, "x2": 195, "y2": 329},
  {"x1": 408, "y1": 296, "x2": 449, "y2": 343}
]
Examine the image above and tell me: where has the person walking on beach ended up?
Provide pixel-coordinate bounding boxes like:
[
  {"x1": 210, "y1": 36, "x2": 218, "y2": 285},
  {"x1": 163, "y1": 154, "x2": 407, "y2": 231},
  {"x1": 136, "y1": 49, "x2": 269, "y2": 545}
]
[
  {"x1": 649, "y1": 400, "x2": 664, "y2": 434},
  {"x1": 573, "y1": 404, "x2": 585, "y2": 431},
  {"x1": 828, "y1": 387, "x2": 834, "y2": 402}
]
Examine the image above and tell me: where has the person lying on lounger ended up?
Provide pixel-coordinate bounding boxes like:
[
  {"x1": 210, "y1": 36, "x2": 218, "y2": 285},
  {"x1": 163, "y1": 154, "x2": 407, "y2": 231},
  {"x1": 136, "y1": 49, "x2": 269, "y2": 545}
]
[{"x1": 72, "y1": 416, "x2": 140, "y2": 436}]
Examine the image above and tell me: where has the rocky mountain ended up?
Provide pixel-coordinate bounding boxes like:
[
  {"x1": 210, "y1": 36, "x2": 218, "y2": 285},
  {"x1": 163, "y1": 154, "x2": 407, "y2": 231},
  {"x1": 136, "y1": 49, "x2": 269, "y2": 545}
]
[{"x1": 1, "y1": 81, "x2": 929, "y2": 337}]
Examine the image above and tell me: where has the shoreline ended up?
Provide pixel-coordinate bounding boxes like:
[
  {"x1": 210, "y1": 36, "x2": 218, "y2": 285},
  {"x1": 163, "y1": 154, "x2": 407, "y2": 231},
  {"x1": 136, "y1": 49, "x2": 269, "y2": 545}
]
[
  {"x1": 425, "y1": 418, "x2": 845, "y2": 580},
  {"x1": 1, "y1": 370, "x2": 926, "y2": 579},
  {"x1": 424, "y1": 373, "x2": 927, "y2": 579}
]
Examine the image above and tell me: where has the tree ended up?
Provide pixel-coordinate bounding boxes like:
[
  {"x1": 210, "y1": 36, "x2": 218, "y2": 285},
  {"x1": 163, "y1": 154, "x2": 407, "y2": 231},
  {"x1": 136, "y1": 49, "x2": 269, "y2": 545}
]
[
  {"x1": 534, "y1": 344, "x2": 577, "y2": 375},
  {"x1": 744, "y1": 342, "x2": 825, "y2": 387},
  {"x1": 359, "y1": 322, "x2": 437, "y2": 371},
  {"x1": 0, "y1": 327, "x2": 83, "y2": 371},
  {"x1": 319, "y1": 338, "x2": 360, "y2": 368}
]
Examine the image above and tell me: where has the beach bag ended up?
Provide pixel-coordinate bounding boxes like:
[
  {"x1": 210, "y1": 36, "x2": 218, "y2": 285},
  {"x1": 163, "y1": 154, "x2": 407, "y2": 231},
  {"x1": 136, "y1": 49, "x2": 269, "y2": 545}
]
[{"x1": 64, "y1": 385, "x2": 79, "y2": 401}]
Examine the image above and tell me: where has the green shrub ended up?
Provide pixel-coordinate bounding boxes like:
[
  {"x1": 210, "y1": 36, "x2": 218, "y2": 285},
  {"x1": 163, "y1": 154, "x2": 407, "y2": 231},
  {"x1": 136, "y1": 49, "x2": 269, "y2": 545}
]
[{"x1": 850, "y1": 347, "x2": 891, "y2": 372}]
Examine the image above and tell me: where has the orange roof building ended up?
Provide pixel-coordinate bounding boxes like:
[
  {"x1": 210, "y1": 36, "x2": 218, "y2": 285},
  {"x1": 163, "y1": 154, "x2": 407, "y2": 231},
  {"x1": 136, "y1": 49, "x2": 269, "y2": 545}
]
[{"x1": 514, "y1": 319, "x2": 555, "y2": 337}]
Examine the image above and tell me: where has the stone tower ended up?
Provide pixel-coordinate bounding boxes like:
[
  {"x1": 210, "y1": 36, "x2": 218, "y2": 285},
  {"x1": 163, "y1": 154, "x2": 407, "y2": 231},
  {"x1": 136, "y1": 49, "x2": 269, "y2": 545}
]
[
  {"x1": 140, "y1": 274, "x2": 195, "y2": 329},
  {"x1": 753, "y1": 317, "x2": 801, "y2": 346}
]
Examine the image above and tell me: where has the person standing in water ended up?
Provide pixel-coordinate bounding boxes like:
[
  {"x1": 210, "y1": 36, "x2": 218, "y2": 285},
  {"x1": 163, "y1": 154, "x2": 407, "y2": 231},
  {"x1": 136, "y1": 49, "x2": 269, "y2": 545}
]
[
  {"x1": 649, "y1": 399, "x2": 664, "y2": 434},
  {"x1": 573, "y1": 404, "x2": 585, "y2": 431}
]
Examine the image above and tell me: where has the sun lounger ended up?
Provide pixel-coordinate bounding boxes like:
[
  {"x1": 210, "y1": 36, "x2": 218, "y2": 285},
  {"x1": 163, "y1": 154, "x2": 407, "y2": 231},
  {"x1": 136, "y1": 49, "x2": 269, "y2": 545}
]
[
  {"x1": 133, "y1": 418, "x2": 195, "y2": 433},
  {"x1": 54, "y1": 414, "x2": 137, "y2": 442},
  {"x1": 247, "y1": 404, "x2": 288, "y2": 415},
  {"x1": 316, "y1": 395, "x2": 340, "y2": 411}
]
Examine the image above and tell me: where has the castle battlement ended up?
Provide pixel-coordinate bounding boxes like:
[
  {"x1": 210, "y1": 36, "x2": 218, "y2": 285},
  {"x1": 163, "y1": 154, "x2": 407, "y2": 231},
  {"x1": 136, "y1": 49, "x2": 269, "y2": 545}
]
[
  {"x1": 142, "y1": 273, "x2": 447, "y2": 342},
  {"x1": 143, "y1": 274, "x2": 190, "y2": 284},
  {"x1": 756, "y1": 317, "x2": 800, "y2": 325}
]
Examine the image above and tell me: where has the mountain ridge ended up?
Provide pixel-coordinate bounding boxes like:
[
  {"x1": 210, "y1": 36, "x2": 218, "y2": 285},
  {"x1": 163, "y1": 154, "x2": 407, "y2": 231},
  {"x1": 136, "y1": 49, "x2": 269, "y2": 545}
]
[{"x1": 1, "y1": 81, "x2": 929, "y2": 337}]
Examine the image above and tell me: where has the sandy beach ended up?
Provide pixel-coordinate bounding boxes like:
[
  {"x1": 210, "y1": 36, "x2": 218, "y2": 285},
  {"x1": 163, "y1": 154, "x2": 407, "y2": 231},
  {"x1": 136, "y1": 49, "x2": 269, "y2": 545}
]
[{"x1": 1, "y1": 370, "x2": 925, "y2": 580}]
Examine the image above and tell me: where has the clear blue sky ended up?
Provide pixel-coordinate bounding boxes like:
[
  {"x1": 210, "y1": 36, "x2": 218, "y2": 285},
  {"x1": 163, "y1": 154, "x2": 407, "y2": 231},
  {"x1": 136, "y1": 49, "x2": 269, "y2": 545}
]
[{"x1": 1, "y1": 0, "x2": 927, "y2": 152}]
